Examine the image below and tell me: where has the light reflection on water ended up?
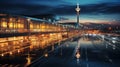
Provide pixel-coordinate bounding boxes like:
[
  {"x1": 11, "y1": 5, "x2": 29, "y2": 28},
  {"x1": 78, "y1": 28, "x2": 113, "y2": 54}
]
[
  {"x1": 26, "y1": 53, "x2": 32, "y2": 66},
  {"x1": 0, "y1": 33, "x2": 62, "y2": 56},
  {"x1": 76, "y1": 39, "x2": 81, "y2": 64},
  {"x1": 44, "y1": 53, "x2": 48, "y2": 57},
  {"x1": 77, "y1": 58, "x2": 80, "y2": 64},
  {"x1": 0, "y1": 33, "x2": 64, "y2": 66},
  {"x1": 76, "y1": 51, "x2": 81, "y2": 64},
  {"x1": 44, "y1": 49, "x2": 49, "y2": 57},
  {"x1": 52, "y1": 45, "x2": 54, "y2": 51},
  {"x1": 60, "y1": 46, "x2": 63, "y2": 56}
]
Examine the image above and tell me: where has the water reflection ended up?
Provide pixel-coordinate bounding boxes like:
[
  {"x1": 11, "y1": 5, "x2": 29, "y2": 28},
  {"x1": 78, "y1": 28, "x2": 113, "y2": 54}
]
[
  {"x1": 113, "y1": 45, "x2": 116, "y2": 50},
  {"x1": 76, "y1": 50, "x2": 81, "y2": 64},
  {"x1": 76, "y1": 52, "x2": 80, "y2": 59},
  {"x1": 26, "y1": 53, "x2": 32, "y2": 66},
  {"x1": 105, "y1": 43, "x2": 108, "y2": 49},
  {"x1": 44, "y1": 49, "x2": 48, "y2": 57},
  {"x1": 52, "y1": 45, "x2": 54, "y2": 51},
  {"x1": 0, "y1": 32, "x2": 73, "y2": 66},
  {"x1": 75, "y1": 38, "x2": 81, "y2": 64},
  {"x1": 60, "y1": 46, "x2": 63, "y2": 56},
  {"x1": 44, "y1": 53, "x2": 48, "y2": 57},
  {"x1": 65, "y1": 42, "x2": 69, "y2": 47},
  {"x1": 58, "y1": 40, "x2": 61, "y2": 46},
  {"x1": 0, "y1": 33, "x2": 63, "y2": 56}
]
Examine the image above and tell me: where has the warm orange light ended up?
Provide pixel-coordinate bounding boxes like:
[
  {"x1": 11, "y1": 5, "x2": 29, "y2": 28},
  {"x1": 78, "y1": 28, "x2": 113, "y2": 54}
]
[
  {"x1": 17, "y1": 50, "x2": 20, "y2": 53},
  {"x1": 9, "y1": 22, "x2": 13, "y2": 28},
  {"x1": 76, "y1": 52, "x2": 80, "y2": 59},
  {"x1": 2, "y1": 21, "x2": 7, "y2": 28},
  {"x1": 18, "y1": 23, "x2": 21, "y2": 28},
  {"x1": 14, "y1": 23, "x2": 17, "y2": 28},
  {"x1": 30, "y1": 24, "x2": 33, "y2": 29},
  {"x1": 10, "y1": 18, "x2": 13, "y2": 21},
  {"x1": 13, "y1": 37, "x2": 16, "y2": 40},
  {"x1": 9, "y1": 52, "x2": 13, "y2": 55},
  {"x1": 1, "y1": 44, "x2": 4, "y2": 47},
  {"x1": 26, "y1": 54, "x2": 31, "y2": 65},
  {"x1": 37, "y1": 25, "x2": 39, "y2": 29},
  {"x1": 1, "y1": 54, "x2": 4, "y2": 57},
  {"x1": 41, "y1": 25, "x2": 45, "y2": 29}
]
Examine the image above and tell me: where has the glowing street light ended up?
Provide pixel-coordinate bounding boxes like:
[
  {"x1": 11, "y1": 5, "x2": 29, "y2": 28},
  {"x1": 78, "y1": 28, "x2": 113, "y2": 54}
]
[
  {"x1": 1, "y1": 54, "x2": 4, "y2": 57},
  {"x1": 17, "y1": 50, "x2": 20, "y2": 53},
  {"x1": 27, "y1": 18, "x2": 31, "y2": 22},
  {"x1": 9, "y1": 52, "x2": 13, "y2": 55},
  {"x1": 44, "y1": 49, "x2": 48, "y2": 57},
  {"x1": 27, "y1": 18, "x2": 31, "y2": 41},
  {"x1": 44, "y1": 53, "x2": 48, "y2": 57}
]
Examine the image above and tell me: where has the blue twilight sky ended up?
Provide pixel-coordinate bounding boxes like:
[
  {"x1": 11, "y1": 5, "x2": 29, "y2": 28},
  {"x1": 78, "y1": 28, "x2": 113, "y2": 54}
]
[{"x1": 0, "y1": 0, "x2": 120, "y2": 23}]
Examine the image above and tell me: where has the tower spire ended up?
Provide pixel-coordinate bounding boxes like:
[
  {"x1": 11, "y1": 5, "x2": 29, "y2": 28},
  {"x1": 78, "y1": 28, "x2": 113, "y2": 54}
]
[{"x1": 77, "y1": 3, "x2": 79, "y2": 8}]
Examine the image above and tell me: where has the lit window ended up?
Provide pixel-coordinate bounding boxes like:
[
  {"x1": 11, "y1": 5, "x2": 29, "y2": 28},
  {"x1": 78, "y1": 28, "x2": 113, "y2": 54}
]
[
  {"x1": 9, "y1": 22, "x2": 13, "y2": 28},
  {"x1": 2, "y1": 21, "x2": 7, "y2": 28}
]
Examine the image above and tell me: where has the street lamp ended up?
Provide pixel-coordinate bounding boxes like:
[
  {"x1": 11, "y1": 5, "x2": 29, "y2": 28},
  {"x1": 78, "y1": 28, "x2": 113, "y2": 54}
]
[
  {"x1": 1, "y1": 53, "x2": 4, "y2": 57},
  {"x1": 27, "y1": 18, "x2": 31, "y2": 41},
  {"x1": 27, "y1": 18, "x2": 31, "y2": 22}
]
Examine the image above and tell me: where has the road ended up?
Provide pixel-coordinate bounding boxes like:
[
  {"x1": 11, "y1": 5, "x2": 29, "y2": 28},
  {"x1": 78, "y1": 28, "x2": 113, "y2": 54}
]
[{"x1": 29, "y1": 36, "x2": 120, "y2": 67}]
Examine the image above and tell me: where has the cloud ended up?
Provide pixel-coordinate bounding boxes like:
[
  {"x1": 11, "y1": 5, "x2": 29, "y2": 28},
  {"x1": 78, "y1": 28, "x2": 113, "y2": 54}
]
[
  {"x1": 81, "y1": 3, "x2": 120, "y2": 14},
  {"x1": 0, "y1": 2, "x2": 54, "y2": 15},
  {"x1": 0, "y1": 0, "x2": 120, "y2": 15},
  {"x1": 51, "y1": 3, "x2": 120, "y2": 15}
]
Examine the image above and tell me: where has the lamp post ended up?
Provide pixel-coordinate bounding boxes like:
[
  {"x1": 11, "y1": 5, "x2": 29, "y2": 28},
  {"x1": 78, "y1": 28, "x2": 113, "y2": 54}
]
[
  {"x1": 75, "y1": 3, "x2": 80, "y2": 28},
  {"x1": 27, "y1": 18, "x2": 31, "y2": 41}
]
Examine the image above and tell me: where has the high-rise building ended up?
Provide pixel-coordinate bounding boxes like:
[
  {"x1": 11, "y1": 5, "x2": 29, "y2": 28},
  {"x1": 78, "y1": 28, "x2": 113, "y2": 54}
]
[{"x1": 75, "y1": 3, "x2": 80, "y2": 28}]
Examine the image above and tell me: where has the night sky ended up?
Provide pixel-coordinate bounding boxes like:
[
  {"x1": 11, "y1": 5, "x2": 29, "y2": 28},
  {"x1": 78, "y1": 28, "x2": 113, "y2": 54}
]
[{"x1": 0, "y1": 0, "x2": 120, "y2": 23}]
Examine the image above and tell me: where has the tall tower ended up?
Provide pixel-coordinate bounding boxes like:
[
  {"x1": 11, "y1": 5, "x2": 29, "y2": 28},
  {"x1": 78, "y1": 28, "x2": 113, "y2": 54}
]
[{"x1": 75, "y1": 3, "x2": 80, "y2": 28}]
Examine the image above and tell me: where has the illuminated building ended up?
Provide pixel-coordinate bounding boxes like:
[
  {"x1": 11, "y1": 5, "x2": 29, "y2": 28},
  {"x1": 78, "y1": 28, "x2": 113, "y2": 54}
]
[{"x1": 0, "y1": 13, "x2": 81, "y2": 56}]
